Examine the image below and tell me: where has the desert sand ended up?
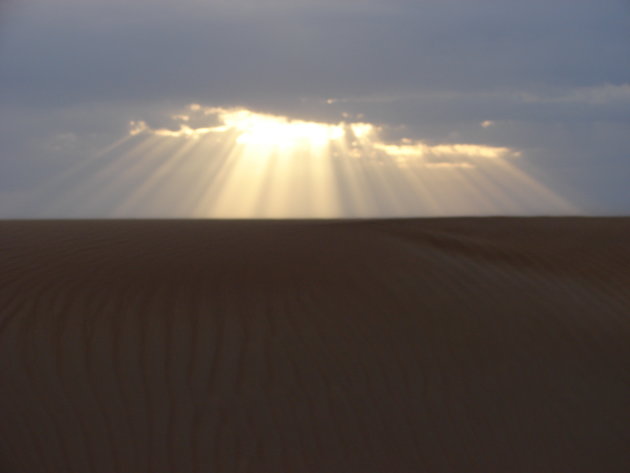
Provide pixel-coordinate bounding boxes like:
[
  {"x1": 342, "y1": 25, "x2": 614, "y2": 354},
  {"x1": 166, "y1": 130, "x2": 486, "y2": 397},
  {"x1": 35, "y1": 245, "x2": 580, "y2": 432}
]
[{"x1": 0, "y1": 218, "x2": 628, "y2": 472}]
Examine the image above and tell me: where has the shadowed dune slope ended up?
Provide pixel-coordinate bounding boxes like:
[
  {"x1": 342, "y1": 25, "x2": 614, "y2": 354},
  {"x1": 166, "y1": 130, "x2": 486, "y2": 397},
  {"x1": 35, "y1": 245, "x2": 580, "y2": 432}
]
[{"x1": 0, "y1": 218, "x2": 629, "y2": 472}]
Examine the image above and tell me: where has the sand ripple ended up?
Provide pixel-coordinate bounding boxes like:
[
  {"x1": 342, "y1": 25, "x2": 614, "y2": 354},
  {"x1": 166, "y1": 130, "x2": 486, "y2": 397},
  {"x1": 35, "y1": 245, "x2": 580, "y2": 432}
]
[{"x1": 0, "y1": 219, "x2": 629, "y2": 472}]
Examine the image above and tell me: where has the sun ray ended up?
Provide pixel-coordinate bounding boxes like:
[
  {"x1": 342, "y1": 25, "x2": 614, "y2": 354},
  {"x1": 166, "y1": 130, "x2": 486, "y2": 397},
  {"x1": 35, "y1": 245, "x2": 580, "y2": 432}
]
[
  {"x1": 45, "y1": 134, "x2": 161, "y2": 215},
  {"x1": 113, "y1": 137, "x2": 201, "y2": 216},
  {"x1": 15, "y1": 134, "x2": 136, "y2": 216},
  {"x1": 79, "y1": 136, "x2": 178, "y2": 215},
  {"x1": 36, "y1": 104, "x2": 576, "y2": 218}
]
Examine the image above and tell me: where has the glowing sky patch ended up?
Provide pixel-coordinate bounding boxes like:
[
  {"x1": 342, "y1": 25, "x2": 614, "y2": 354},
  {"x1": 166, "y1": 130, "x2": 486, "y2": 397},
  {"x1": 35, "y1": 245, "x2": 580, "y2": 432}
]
[
  {"x1": 132, "y1": 105, "x2": 518, "y2": 167},
  {"x1": 13, "y1": 104, "x2": 576, "y2": 218}
]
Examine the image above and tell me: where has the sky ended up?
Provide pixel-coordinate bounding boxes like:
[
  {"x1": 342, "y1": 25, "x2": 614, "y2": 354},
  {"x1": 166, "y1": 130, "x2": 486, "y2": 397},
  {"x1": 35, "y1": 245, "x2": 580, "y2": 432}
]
[{"x1": 0, "y1": 0, "x2": 628, "y2": 217}]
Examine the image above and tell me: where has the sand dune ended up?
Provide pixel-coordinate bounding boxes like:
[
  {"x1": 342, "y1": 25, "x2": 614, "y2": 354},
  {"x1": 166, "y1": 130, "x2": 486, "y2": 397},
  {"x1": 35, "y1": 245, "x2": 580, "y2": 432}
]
[{"x1": 0, "y1": 218, "x2": 628, "y2": 472}]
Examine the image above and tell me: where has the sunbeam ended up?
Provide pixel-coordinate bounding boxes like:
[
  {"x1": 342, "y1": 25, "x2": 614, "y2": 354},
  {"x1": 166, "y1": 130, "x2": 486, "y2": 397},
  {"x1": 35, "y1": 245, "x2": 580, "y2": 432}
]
[{"x1": 31, "y1": 104, "x2": 576, "y2": 218}]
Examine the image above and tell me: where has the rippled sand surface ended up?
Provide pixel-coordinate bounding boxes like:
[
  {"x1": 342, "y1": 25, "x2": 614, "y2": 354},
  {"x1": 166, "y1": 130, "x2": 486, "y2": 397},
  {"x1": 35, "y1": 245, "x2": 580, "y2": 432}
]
[{"x1": 1, "y1": 218, "x2": 629, "y2": 472}]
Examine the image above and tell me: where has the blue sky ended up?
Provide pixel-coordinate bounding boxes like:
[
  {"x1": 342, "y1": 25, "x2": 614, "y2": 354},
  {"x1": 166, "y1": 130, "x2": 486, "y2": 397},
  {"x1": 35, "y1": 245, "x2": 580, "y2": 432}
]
[{"x1": 1, "y1": 0, "x2": 628, "y2": 217}]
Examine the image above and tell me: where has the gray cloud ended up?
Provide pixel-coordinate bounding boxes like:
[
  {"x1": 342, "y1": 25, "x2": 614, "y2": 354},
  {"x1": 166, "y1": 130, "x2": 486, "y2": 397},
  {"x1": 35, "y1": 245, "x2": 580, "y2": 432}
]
[
  {"x1": 2, "y1": 0, "x2": 628, "y2": 107},
  {"x1": 0, "y1": 0, "x2": 628, "y2": 216}
]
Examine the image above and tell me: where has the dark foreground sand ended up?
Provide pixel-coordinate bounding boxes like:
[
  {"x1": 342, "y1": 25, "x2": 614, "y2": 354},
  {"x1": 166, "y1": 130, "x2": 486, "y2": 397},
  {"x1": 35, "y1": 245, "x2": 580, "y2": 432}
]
[{"x1": 0, "y1": 218, "x2": 629, "y2": 473}]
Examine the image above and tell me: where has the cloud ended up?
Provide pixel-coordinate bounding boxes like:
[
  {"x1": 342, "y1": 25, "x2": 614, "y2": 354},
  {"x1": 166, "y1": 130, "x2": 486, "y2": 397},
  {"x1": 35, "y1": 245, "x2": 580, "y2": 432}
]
[
  {"x1": 523, "y1": 83, "x2": 630, "y2": 105},
  {"x1": 131, "y1": 104, "x2": 520, "y2": 167},
  {"x1": 2, "y1": 0, "x2": 628, "y2": 110}
]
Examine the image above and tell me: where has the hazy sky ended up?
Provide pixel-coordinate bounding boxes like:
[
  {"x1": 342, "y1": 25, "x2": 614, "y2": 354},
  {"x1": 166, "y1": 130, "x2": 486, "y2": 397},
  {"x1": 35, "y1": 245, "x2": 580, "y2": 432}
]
[{"x1": 0, "y1": 0, "x2": 628, "y2": 217}]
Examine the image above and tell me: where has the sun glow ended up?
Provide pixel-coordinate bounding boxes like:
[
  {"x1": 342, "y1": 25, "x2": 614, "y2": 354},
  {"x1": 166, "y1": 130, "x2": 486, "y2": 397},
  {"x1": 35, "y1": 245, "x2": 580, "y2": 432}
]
[
  {"x1": 134, "y1": 106, "x2": 521, "y2": 164},
  {"x1": 224, "y1": 110, "x2": 346, "y2": 147},
  {"x1": 29, "y1": 104, "x2": 575, "y2": 218}
]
